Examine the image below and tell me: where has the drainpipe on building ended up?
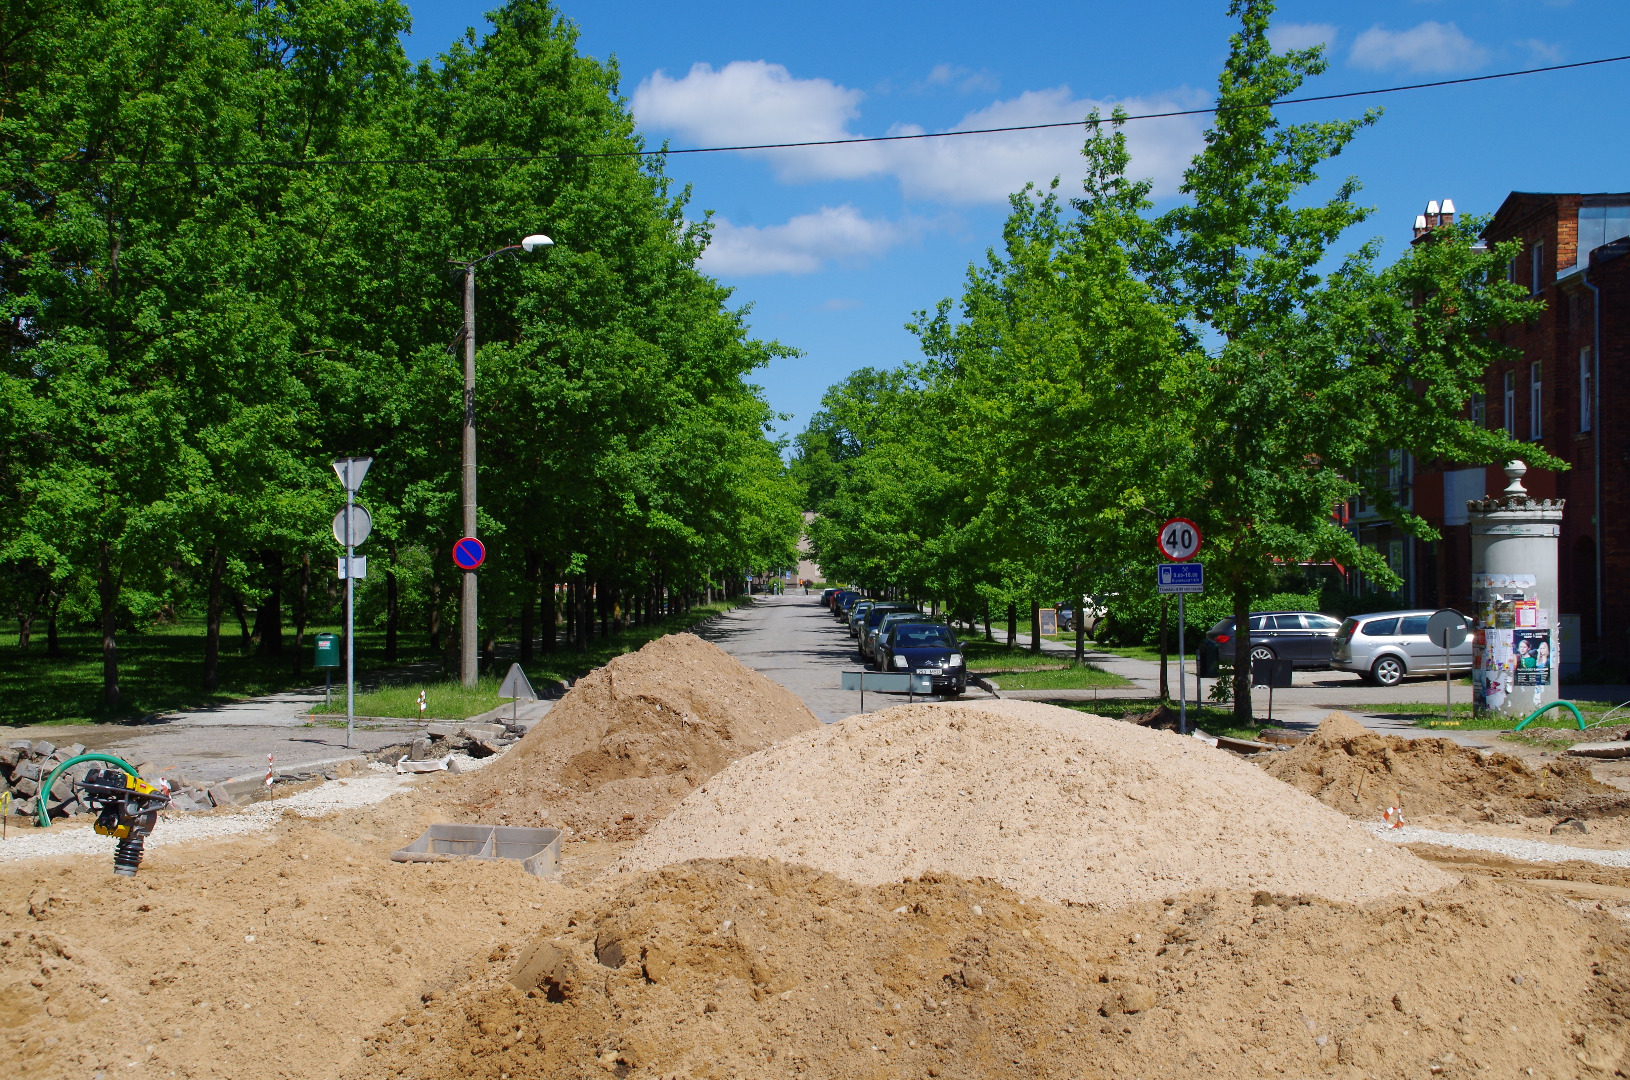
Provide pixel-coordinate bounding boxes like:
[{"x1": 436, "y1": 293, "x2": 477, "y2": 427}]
[{"x1": 1583, "y1": 256, "x2": 1603, "y2": 640}]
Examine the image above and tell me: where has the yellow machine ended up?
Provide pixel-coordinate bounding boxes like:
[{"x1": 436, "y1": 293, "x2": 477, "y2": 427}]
[{"x1": 78, "y1": 768, "x2": 171, "y2": 876}]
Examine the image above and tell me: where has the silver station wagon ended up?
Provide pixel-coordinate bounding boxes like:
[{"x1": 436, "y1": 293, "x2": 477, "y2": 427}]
[{"x1": 1331, "y1": 609, "x2": 1473, "y2": 686}]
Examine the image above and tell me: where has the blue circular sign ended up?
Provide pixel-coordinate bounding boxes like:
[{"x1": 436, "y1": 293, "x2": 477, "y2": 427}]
[{"x1": 452, "y1": 536, "x2": 485, "y2": 570}]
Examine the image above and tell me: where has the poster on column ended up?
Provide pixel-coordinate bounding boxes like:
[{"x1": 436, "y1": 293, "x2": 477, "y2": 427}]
[
  {"x1": 1513, "y1": 628, "x2": 1552, "y2": 686},
  {"x1": 1477, "y1": 629, "x2": 1515, "y2": 711}
]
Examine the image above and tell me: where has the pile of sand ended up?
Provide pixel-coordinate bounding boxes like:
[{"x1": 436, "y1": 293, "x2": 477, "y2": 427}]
[
  {"x1": 355, "y1": 856, "x2": 1630, "y2": 1080},
  {"x1": 613, "y1": 700, "x2": 1452, "y2": 906},
  {"x1": 0, "y1": 796, "x2": 572, "y2": 1080},
  {"x1": 1261, "y1": 712, "x2": 1624, "y2": 820},
  {"x1": 452, "y1": 634, "x2": 820, "y2": 839}
]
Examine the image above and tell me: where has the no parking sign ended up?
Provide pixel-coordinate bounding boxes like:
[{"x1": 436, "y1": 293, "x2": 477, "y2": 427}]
[{"x1": 452, "y1": 536, "x2": 486, "y2": 570}]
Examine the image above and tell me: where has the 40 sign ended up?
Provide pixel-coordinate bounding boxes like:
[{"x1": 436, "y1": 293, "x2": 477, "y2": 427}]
[{"x1": 1157, "y1": 518, "x2": 1202, "y2": 562}]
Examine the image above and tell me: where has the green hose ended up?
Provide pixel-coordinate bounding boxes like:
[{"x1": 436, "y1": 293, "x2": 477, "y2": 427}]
[
  {"x1": 1514, "y1": 700, "x2": 1586, "y2": 732},
  {"x1": 34, "y1": 753, "x2": 139, "y2": 829}
]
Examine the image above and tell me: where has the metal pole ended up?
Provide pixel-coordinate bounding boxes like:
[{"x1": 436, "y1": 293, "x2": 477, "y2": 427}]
[
  {"x1": 1446, "y1": 640, "x2": 1452, "y2": 727},
  {"x1": 1177, "y1": 592, "x2": 1187, "y2": 736},
  {"x1": 461, "y1": 263, "x2": 479, "y2": 688},
  {"x1": 345, "y1": 467, "x2": 355, "y2": 749}
]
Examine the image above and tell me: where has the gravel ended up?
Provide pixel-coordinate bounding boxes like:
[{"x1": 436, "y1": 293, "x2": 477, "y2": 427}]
[
  {"x1": 1366, "y1": 820, "x2": 1630, "y2": 868},
  {"x1": 0, "y1": 752, "x2": 499, "y2": 864}
]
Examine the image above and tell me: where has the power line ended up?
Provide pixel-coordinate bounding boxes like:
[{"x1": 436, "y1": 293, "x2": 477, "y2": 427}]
[{"x1": 17, "y1": 52, "x2": 1630, "y2": 169}]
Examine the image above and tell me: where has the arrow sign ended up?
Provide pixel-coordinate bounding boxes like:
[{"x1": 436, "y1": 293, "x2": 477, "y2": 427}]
[
  {"x1": 498, "y1": 663, "x2": 537, "y2": 701},
  {"x1": 452, "y1": 536, "x2": 485, "y2": 570},
  {"x1": 332, "y1": 505, "x2": 372, "y2": 547}
]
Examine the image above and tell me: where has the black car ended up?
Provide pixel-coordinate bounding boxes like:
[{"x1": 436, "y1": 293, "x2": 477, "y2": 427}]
[
  {"x1": 1206, "y1": 611, "x2": 1345, "y2": 669},
  {"x1": 879, "y1": 623, "x2": 967, "y2": 696}
]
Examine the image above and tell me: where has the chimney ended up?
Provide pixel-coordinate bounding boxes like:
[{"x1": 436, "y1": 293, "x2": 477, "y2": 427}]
[
  {"x1": 1413, "y1": 199, "x2": 1459, "y2": 242},
  {"x1": 1440, "y1": 198, "x2": 1456, "y2": 225},
  {"x1": 1414, "y1": 214, "x2": 1429, "y2": 239}
]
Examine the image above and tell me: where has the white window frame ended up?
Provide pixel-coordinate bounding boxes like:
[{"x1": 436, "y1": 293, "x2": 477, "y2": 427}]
[
  {"x1": 1503, "y1": 370, "x2": 1516, "y2": 436},
  {"x1": 1529, "y1": 361, "x2": 1542, "y2": 440},
  {"x1": 1470, "y1": 390, "x2": 1486, "y2": 428},
  {"x1": 1581, "y1": 347, "x2": 1594, "y2": 433}
]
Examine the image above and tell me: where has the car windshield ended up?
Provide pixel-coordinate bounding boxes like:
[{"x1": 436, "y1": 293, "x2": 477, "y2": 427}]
[{"x1": 893, "y1": 624, "x2": 956, "y2": 648}]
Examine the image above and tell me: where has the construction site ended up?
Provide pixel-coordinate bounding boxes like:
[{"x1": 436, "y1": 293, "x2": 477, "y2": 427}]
[{"x1": 5, "y1": 630, "x2": 1630, "y2": 1080}]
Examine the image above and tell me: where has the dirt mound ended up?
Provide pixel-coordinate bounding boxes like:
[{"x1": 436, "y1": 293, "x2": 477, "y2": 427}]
[
  {"x1": 0, "y1": 796, "x2": 573, "y2": 1080},
  {"x1": 451, "y1": 634, "x2": 820, "y2": 839},
  {"x1": 613, "y1": 700, "x2": 1451, "y2": 906},
  {"x1": 1261, "y1": 712, "x2": 1620, "y2": 820},
  {"x1": 354, "y1": 856, "x2": 1630, "y2": 1080}
]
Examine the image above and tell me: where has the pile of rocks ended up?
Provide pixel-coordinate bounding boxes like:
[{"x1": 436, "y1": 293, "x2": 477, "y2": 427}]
[
  {"x1": 408, "y1": 719, "x2": 530, "y2": 761},
  {"x1": 1, "y1": 739, "x2": 234, "y2": 819}
]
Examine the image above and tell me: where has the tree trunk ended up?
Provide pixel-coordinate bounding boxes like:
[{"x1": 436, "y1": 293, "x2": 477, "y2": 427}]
[
  {"x1": 233, "y1": 592, "x2": 253, "y2": 650},
  {"x1": 384, "y1": 543, "x2": 398, "y2": 664},
  {"x1": 99, "y1": 541, "x2": 120, "y2": 709},
  {"x1": 428, "y1": 579, "x2": 442, "y2": 649},
  {"x1": 1232, "y1": 581, "x2": 1254, "y2": 726},
  {"x1": 983, "y1": 599, "x2": 992, "y2": 642},
  {"x1": 1159, "y1": 597, "x2": 1170, "y2": 700},
  {"x1": 292, "y1": 553, "x2": 310, "y2": 675},
  {"x1": 576, "y1": 576, "x2": 590, "y2": 653},
  {"x1": 1005, "y1": 602, "x2": 1016, "y2": 648},
  {"x1": 204, "y1": 546, "x2": 225, "y2": 692},
  {"x1": 1029, "y1": 599, "x2": 1041, "y2": 653},
  {"x1": 45, "y1": 589, "x2": 62, "y2": 658},
  {"x1": 542, "y1": 566, "x2": 556, "y2": 653},
  {"x1": 1074, "y1": 593, "x2": 1085, "y2": 666},
  {"x1": 520, "y1": 548, "x2": 538, "y2": 664},
  {"x1": 255, "y1": 551, "x2": 283, "y2": 655},
  {"x1": 481, "y1": 627, "x2": 495, "y2": 674},
  {"x1": 598, "y1": 578, "x2": 609, "y2": 638}
]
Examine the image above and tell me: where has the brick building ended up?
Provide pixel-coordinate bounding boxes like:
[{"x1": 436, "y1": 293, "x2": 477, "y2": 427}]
[{"x1": 1398, "y1": 192, "x2": 1630, "y2": 660}]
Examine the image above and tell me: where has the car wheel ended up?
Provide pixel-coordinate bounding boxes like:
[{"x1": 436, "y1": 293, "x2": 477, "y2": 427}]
[
  {"x1": 1370, "y1": 655, "x2": 1405, "y2": 687},
  {"x1": 1248, "y1": 645, "x2": 1276, "y2": 663}
]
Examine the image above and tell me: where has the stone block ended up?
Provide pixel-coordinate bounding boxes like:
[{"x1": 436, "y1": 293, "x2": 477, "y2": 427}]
[
  {"x1": 136, "y1": 761, "x2": 159, "y2": 781},
  {"x1": 66, "y1": 743, "x2": 86, "y2": 758},
  {"x1": 13, "y1": 776, "x2": 38, "y2": 797},
  {"x1": 169, "y1": 793, "x2": 202, "y2": 813},
  {"x1": 0, "y1": 747, "x2": 19, "y2": 769},
  {"x1": 408, "y1": 738, "x2": 431, "y2": 762},
  {"x1": 31, "y1": 740, "x2": 55, "y2": 758},
  {"x1": 460, "y1": 723, "x2": 506, "y2": 741},
  {"x1": 16, "y1": 796, "x2": 36, "y2": 816},
  {"x1": 426, "y1": 723, "x2": 461, "y2": 739},
  {"x1": 47, "y1": 774, "x2": 73, "y2": 801},
  {"x1": 13, "y1": 760, "x2": 42, "y2": 782},
  {"x1": 8, "y1": 740, "x2": 30, "y2": 753},
  {"x1": 206, "y1": 786, "x2": 235, "y2": 808}
]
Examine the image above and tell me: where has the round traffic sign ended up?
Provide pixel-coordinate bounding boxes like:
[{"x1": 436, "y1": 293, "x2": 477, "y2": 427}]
[
  {"x1": 1426, "y1": 608, "x2": 1468, "y2": 649},
  {"x1": 1157, "y1": 517, "x2": 1202, "y2": 561},
  {"x1": 332, "y1": 505, "x2": 372, "y2": 547},
  {"x1": 452, "y1": 536, "x2": 485, "y2": 570}
]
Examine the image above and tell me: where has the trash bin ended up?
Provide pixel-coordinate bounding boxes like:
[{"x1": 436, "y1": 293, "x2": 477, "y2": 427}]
[
  {"x1": 314, "y1": 633, "x2": 341, "y2": 670},
  {"x1": 1197, "y1": 640, "x2": 1220, "y2": 679}
]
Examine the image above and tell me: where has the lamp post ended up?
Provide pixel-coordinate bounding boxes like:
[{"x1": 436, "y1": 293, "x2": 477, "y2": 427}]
[{"x1": 452, "y1": 234, "x2": 552, "y2": 687}]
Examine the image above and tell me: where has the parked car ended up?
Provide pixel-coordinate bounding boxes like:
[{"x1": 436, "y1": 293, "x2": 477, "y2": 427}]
[
  {"x1": 856, "y1": 604, "x2": 917, "y2": 659},
  {"x1": 879, "y1": 622, "x2": 967, "y2": 696},
  {"x1": 866, "y1": 609, "x2": 925, "y2": 665},
  {"x1": 1331, "y1": 609, "x2": 1473, "y2": 686},
  {"x1": 1206, "y1": 611, "x2": 1347, "y2": 669},
  {"x1": 834, "y1": 591, "x2": 861, "y2": 617},
  {"x1": 847, "y1": 600, "x2": 876, "y2": 636},
  {"x1": 821, "y1": 587, "x2": 839, "y2": 608}
]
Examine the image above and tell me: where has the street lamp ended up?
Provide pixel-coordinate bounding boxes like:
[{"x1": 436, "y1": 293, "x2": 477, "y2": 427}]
[{"x1": 452, "y1": 233, "x2": 553, "y2": 687}]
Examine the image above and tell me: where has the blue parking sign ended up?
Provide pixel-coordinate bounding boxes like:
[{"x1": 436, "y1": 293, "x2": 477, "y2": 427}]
[{"x1": 1157, "y1": 562, "x2": 1204, "y2": 593}]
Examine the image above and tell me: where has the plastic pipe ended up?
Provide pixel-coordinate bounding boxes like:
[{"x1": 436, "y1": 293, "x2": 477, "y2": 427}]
[
  {"x1": 1513, "y1": 700, "x2": 1586, "y2": 732},
  {"x1": 35, "y1": 753, "x2": 139, "y2": 829}
]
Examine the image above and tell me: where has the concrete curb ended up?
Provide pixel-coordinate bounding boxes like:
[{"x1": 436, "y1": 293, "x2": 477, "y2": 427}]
[{"x1": 217, "y1": 754, "x2": 373, "y2": 799}]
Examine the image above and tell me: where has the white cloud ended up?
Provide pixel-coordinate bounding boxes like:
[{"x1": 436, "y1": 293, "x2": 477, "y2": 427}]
[
  {"x1": 634, "y1": 61, "x2": 1205, "y2": 204},
  {"x1": 1349, "y1": 21, "x2": 1489, "y2": 72},
  {"x1": 1519, "y1": 38, "x2": 1565, "y2": 63},
  {"x1": 1269, "y1": 22, "x2": 1338, "y2": 53},
  {"x1": 922, "y1": 63, "x2": 1000, "y2": 94},
  {"x1": 698, "y1": 206, "x2": 923, "y2": 276}
]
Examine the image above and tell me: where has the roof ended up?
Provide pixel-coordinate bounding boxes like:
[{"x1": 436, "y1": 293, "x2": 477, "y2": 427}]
[{"x1": 1483, "y1": 190, "x2": 1630, "y2": 241}]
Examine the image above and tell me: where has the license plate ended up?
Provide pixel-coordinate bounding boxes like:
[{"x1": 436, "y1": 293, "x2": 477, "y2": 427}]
[{"x1": 914, "y1": 667, "x2": 940, "y2": 674}]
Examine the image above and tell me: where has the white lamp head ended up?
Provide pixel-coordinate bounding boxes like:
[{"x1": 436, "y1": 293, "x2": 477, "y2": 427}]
[{"x1": 521, "y1": 234, "x2": 554, "y2": 253}]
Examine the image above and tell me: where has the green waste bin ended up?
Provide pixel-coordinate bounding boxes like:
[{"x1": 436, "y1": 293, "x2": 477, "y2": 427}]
[{"x1": 314, "y1": 633, "x2": 341, "y2": 669}]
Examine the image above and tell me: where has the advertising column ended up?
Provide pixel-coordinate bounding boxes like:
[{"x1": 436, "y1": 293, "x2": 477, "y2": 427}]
[{"x1": 1467, "y1": 462, "x2": 1563, "y2": 721}]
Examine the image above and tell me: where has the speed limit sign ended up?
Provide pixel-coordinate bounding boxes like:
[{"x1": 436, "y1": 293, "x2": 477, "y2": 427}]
[{"x1": 1158, "y1": 517, "x2": 1202, "y2": 561}]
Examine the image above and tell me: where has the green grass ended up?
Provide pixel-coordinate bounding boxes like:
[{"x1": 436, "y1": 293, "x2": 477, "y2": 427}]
[
  {"x1": 1401, "y1": 699, "x2": 1623, "y2": 731},
  {"x1": 1077, "y1": 642, "x2": 1168, "y2": 663},
  {"x1": 960, "y1": 640, "x2": 1084, "y2": 671},
  {"x1": 0, "y1": 618, "x2": 441, "y2": 726},
  {"x1": 987, "y1": 665, "x2": 1133, "y2": 691},
  {"x1": 327, "y1": 675, "x2": 504, "y2": 720},
  {"x1": 2, "y1": 597, "x2": 750, "y2": 727},
  {"x1": 1053, "y1": 697, "x2": 1265, "y2": 742}
]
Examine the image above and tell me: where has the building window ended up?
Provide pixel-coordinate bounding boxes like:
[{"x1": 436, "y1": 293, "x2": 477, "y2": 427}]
[
  {"x1": 1531, "y1": 241, "x2": 1544, "y2": 296},
  {"x1": 1504, "y1": 370, "x2": 1516, "y2": 436},
  {"x1": 1581, "y1": 347, "x2": 1594, "y2": 433},
  {"x1": 1529, "y1": 362, "x2": 1542, "y2": 440},
  {"x1": 1470, "y1": 390, "x2": 1486, "y2": 428}
]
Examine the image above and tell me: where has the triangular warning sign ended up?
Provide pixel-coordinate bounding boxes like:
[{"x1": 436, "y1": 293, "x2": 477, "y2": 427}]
[{"x1": 498, "y1": 662, "x2": 537, "y2": 701}]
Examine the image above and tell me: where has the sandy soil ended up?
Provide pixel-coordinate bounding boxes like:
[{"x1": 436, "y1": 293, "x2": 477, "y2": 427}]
[
  {"x1": 450, "y1": 634, "x2": 820, "y2": 840},
  {"x1": 615, "y1": 701, "x2": 1452, "y2": 905}
]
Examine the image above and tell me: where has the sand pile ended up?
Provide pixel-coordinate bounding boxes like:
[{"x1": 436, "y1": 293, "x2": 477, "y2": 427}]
[
  {"x1": 1262, "y1": 712, "x2": 1624, "y2": 820},
  {"x1": 613, "y1": 700, "x2": 1452, "y2": 906},
  {"x1": 355, "y1": 856, "x2": 1630, "y2": 1080},
  {"x1": 0, "y1": 797, "x2": 572, "y2": 1080},
  {"x1": 452, "y1": 634, "x2": 820, "y2": 839}
]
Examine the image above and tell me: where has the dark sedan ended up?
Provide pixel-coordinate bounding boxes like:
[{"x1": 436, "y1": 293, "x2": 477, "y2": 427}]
[
  {"x1": 1206, "y1": 611, "x2": 1345, "y2": 669},
  {"x1": 879, "y1": 623, "x2": 967, "y2": 696}
]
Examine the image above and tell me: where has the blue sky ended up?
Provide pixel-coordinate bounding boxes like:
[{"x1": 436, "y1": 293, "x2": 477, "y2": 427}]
[{"x1": 401, "y1": 0, "x2": 1630, "y2": 446}]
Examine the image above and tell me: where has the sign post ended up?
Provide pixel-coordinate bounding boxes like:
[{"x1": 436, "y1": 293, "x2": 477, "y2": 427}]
[
  {"x1": 1157, "y1": 518, "x2": 1203, "y2": 737},
  {"x1": 332, "y1": 457, "x2": 373, "y2": 749},
  {"x1": 1426, "y1": 608, "x2": 1469, "y2": 728}
]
